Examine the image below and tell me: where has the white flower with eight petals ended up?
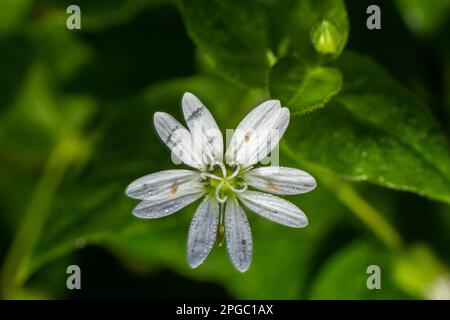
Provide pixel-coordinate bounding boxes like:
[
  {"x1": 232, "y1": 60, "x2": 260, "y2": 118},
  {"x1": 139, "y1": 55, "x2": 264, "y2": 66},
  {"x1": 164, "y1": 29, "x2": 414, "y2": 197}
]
[{"x1": 125, "y1": 92, "x2": 316, "y2": 272}]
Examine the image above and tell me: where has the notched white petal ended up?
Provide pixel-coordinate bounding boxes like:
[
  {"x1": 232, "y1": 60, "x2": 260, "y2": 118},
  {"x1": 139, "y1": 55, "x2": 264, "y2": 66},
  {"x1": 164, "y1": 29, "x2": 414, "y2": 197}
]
[
  {"x1": 187, "y1": 196, "x2": 220, "y2": 268},
  {"x1": 246, "y1": 107, "x2": 289, "y2": 166},
  {"x1": 153, "y1": 112, "x2": 203, "y2": 169},
  {"x1": 182, "y1": 92, "x2": 223, "y2": 164},
  {"x1": 125, "y1": 170, "x2": 200, "y2": 200},
  {"x1": 225, "y1": 100, "x2": 280, "y2": 165},
  {"x1": 237, "y1": 191, "x2": 308, "y2": 228},
  {"x1": 132, "y1": 184, "x2": 204, "y2": 218},
  {"x1": 225, "y1": 100, "x2": 290, "y2": 166},
  {"x1": 245, "y1": 166, "x2": 316, "y2": 195},
  {"x1": 225, "y1": 197, "x2": 252, "y2": 272}
]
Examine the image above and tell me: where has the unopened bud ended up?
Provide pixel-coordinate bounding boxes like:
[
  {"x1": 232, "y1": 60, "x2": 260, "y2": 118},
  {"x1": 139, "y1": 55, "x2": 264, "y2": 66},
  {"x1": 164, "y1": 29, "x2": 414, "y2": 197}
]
[{"x1": 311, "y1": 20, "x2": 340, "y2": 54}]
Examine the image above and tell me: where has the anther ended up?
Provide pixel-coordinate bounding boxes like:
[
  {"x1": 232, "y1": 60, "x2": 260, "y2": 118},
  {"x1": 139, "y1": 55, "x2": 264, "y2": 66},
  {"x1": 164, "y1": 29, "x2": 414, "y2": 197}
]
[{"x1": 200, "y1": 172, "x2": 222, "y2": 181}]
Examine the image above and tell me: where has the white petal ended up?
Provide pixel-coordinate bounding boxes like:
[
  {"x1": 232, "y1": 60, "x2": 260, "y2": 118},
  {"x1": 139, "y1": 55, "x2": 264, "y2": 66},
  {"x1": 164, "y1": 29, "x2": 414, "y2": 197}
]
[
  {"x1": 225, "y1": 196, "x2": 252, "y2": 272},
  {"x1": 187, "y1": 196, "x2": 219, "y2": 268},
  {"x1": 182, "y1": 92, "x2": 223, "y2": 164},
  {"x1": 132, "y1": 183, "x2": 205, "y2": 218},
  {"x1": 225, "y1": 100, "x2": 289, "y2": 166},
  {"x1": 245, "y1": 166, "x2": 316, "y2": 195},
  {"x1": 154, "y1": 112, "x2": 204, "y2": 169},
  {"x1": 237, "y1": 191, "x2": 308, "y2": 228},
  {"x1": 125, "y1": 170, "x2": 201, "y2": 200},
  {"x1": 225, "y1": 100, "x2": 280, "y2": 164},
  {"x1": 255, "y1": 107, "x2": 289, "y2": 161}
]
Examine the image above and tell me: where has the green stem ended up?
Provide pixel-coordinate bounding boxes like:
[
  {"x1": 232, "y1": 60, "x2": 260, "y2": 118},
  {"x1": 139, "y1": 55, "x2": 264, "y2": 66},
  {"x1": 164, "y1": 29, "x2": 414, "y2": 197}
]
[
  {"x1": 281, "y1": 142, "x2": 403, "y2": 251},
  {"x1": 321, "y1": 173, "x2": 403, "y2": 250},
  {"x1": 0, "y1": 138, "x2": 79, "y2": 299}
]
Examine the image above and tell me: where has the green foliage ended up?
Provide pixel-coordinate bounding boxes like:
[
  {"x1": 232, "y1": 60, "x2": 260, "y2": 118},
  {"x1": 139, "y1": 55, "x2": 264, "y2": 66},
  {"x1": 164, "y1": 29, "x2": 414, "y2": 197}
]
[
  {"x1": 0, "y1": 0, "x2": 449, "y2": 300},
  {"x1": 181, "y1": 0, "x2": 274, "y2": 87},
  {"x1": 269, "y1": 57, "x2": 342, "y2": 114},
  {"x1": 284, "y1": 52, "x2": 450, "y2": 204}
]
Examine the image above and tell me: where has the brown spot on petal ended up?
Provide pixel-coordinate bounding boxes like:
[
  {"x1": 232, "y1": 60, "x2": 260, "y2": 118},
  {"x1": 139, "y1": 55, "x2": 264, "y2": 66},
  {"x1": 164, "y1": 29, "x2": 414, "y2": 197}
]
[
  {"x1": 244, "y1": 133, "x2": 250, "y2": 142},
  {"x1": 170, "y1": 184, "x2": 179, "y2": 195},
  {"x1": 266, "y1": 182, "x2": 277, "y2": 192}
]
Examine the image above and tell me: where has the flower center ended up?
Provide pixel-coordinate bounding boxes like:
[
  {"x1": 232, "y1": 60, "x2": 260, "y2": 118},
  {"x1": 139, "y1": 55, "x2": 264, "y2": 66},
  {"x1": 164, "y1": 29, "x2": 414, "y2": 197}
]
[{"x1": 200, "y1": 163, "x2": 248, "y2": 204}]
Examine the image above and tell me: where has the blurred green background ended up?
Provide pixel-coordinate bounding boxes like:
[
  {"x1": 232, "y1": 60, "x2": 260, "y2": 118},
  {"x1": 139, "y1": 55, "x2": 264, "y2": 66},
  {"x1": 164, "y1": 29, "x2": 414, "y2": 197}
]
[{"x1": 0, "y1": 0, "x2": 449, "y2": 299}]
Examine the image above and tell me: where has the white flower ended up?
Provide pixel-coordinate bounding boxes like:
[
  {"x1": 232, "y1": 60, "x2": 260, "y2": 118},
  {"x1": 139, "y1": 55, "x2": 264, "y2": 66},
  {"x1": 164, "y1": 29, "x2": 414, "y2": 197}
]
[{"x1": 125, "y1": 92, "x2": 316, "y2": 272}]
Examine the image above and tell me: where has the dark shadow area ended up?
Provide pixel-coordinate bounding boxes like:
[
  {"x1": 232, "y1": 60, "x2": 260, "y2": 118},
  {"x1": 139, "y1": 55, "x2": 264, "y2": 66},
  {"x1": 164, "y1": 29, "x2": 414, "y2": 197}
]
[
  {"x1": 69, "y1": 246, "x2": 231, "y2": 299},
  {"x1": 65, "y1": 4, "x2": 196, "y2": 101}
]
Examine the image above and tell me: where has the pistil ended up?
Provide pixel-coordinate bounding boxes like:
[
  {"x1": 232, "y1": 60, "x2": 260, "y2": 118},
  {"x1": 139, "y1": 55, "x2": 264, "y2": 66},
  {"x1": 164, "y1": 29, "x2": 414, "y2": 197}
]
[{"x1": 200, "y1": 162, "x2": 248, "y2": 204}]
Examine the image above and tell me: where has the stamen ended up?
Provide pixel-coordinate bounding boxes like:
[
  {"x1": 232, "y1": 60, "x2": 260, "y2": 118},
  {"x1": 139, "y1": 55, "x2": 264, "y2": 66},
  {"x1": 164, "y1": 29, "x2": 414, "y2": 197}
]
[
  {"x1": 200, "y1": 172, "x2": 222, "y2": 181},
  {"x1": 240, "y1": 165, "x2": 254, "y2": 173},
  {"x1": 228, "y1": 164, "x2": 241, "y2": 180},
  {"x1": 216, "y1": 162, "x2": 227, "y2": 178},
  {"x1": 215, "y1": 180, "x2": 228, "y2": 204},
  {"x1": 226, "y1": 181, "x2": 248, "y2": 193}
]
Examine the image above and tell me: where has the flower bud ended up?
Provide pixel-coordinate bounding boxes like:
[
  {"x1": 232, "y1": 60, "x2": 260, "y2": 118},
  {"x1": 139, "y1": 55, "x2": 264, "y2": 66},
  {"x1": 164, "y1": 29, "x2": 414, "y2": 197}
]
[{"x1": 311, "y1": 20, "x2": 340, "y2": 54}]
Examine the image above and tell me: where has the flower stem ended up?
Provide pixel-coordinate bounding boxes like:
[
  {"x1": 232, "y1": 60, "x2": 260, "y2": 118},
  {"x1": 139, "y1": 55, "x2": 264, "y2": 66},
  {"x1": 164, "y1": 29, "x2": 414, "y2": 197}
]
[
  {"x1": 0, "y1": 137, "x2": 79, "y2": 299},
  {"x1": 281, "y1": 142, "x2": 403, "y2": 251},
  {"x1": 320, "y1": 172, "x2": 403, "y2": 250}
]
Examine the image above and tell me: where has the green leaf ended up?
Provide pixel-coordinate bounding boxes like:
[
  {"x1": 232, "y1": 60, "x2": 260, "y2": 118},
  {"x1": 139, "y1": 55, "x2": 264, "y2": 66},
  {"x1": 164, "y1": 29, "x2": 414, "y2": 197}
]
[
  {"x1": 181, "y1": 0, "x2": 273, "y2": 87},
  {"x1": 181, "y1": 0, "x2": 347, "y2": 87},
  {"x1": 290, "y1": 0, "x2": 349, "y2": 59},
  {"x1": 269, "y1": 56, "x2": 342, "y2": 114},
  {"x1": 285, "y1": 52, "x2": 450, "y2": 203},
  {"x1": 309, "y1": 242, "x2": 408, "y2": 299}
]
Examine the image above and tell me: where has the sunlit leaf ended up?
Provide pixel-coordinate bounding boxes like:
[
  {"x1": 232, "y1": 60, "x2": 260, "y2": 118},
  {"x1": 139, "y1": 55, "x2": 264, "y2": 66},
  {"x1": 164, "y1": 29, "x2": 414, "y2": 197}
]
[
  {"x1": 269, "y1": 56, "x2": 342, "y2": 114},
  {"x1": 285, "y1": 52, "x2": 450, "y2": 203},
  {"x1": 181, "y1": 0, "x2": 274, "y2": 87}
]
